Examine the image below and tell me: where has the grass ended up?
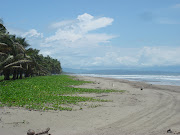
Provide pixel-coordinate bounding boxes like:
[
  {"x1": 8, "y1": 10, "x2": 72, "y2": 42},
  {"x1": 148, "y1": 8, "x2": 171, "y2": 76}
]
[{"x1": 0, "y1": 75, "x2": 122, "y2": 111}]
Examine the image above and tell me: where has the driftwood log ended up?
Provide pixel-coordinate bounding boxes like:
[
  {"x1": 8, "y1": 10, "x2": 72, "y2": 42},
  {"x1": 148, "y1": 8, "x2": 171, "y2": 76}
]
[{"x1": 27, "y1": 128, "x2": 50, "y2": 135}]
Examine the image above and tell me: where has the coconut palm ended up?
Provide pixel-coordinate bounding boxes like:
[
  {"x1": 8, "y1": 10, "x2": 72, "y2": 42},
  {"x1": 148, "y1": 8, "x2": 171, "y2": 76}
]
[
  {"x1": 0, "y1": 19, "x2": 7, "y2": 34},
  {"x1": 0, "y1": 21, "x2": 32, "y2": 80},
  {"x1": 9, "y1": 35, "x2": 30, "y2": 48},
  {"x1": 0, "y1": 36, "x2": 32, "y2": 80},
  {"x1": 0, "y1": 19, "x2": 62, "y2": 80}
]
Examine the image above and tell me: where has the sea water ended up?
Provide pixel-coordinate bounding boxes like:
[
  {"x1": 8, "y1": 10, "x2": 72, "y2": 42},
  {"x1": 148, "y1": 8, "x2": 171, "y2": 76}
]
[{"x1": 77, "y1": 71, "x2": 180, "y2": 86}]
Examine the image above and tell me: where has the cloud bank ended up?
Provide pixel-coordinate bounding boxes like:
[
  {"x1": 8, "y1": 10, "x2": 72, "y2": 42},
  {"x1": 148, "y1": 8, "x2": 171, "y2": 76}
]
[
  {"x1": 89, "y1": 46, "x2": 180, "y2": 68},
  {"x1": 9, "y1": 13, "x2": 180, "y2": 69}
]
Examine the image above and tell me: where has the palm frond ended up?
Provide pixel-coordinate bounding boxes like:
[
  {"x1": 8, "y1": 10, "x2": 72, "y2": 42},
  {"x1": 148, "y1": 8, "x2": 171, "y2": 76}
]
[
  {"x1": 0, "y1": 55, "x2": 14, "y2": 65},
  {"x1": 0, "y1": 52, "x2": 7, "y2": 56},
  {"x1": 11, "y1": 66, "x2": 23, "y2": 69},
  {"x1": 4, "y1": 59, "x2": 32, "y2": 69},
  {"x1": 0, "y1": 42, "x2": 8, "y2": 47},
  {"x1": 14, "y1": 42, "x2": 26, "y2": 53}
]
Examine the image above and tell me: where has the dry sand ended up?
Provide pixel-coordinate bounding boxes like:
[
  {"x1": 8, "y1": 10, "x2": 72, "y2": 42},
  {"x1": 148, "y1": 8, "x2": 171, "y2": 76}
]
[{"x1": 0, "y1": 75, "x2": 180, "y2": 135}]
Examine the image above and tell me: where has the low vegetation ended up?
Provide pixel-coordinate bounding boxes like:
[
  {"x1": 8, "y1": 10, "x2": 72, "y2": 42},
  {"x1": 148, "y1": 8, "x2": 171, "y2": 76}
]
[{"x1": 0, "y1": 75, "x2": 121, "y2": 111}]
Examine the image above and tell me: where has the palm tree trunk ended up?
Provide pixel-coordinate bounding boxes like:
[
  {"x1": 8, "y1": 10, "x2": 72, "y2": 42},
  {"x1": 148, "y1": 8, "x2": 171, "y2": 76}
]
[
  {"x1": 3, "y1": 69, "x2": 10, "y2": 80},
  {"x1": 16, "y1": 71, "x2": 19, "y2": 79},
  {"x1": 25, "y1": 64, "x2": 29, "y2": 77},
  {"x1": 13, "y1": 69, "x2": 17, "y2": 80},
  {"x1": 25, "y1": 71, "x2": 29, "y2": 77},
  {"x1": 19, "y1": 69, "x2": 23, "y2": 79}
]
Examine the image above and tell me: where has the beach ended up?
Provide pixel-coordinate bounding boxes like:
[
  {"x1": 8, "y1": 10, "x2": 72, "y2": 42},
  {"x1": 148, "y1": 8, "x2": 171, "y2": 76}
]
[{"x1": 1, "y1": 75, "x2": 180, "y2": 135}]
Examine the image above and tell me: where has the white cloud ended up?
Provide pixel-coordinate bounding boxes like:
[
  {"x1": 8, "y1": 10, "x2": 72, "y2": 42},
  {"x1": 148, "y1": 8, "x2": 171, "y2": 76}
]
[
  {"x1": 88, "y1": 46, "x2": 180, "y2": 68},
  {"x1": 90, "y1": 51, "x2": 139, "y2": 67},
  {"x1": 8, "y1": 28, "x2": 44, "y2": 38},
  {"x1": 45, "y1": 13, "x2": 115, "y2": 44},
  {"x1": 82, "y1": 33, "x2": 115, "y2": 43},
  {"x1": 77, "y1": 13, "x2": 114, "y2": 33},
  {"x1": 138, "y1": 46, "x2": 180, "y2": 66},
  {"x1": 40, "y1": 43, "x2": 180, "y2": 69},
  {"x1": 50, "y1": 20, "x2": 74, "y2": 29},
  {"x1": 46, "y1": 29, "x2": 82, "y2": 42},
  {"x1": 22, "y1": 29, "x2": 43, "y2": 38}
]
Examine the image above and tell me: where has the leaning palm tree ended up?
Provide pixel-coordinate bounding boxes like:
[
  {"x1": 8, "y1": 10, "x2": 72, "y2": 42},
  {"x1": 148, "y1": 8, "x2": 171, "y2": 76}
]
[
  {"x1": 0, "y1": 35, "x2": 32, "y2": 80},
  {"x1": 0, "y1": 19, "x2": 62, "y2": 80},
  {"x1": 0, "y1": 20, "x2": 33, "y2": 80}
]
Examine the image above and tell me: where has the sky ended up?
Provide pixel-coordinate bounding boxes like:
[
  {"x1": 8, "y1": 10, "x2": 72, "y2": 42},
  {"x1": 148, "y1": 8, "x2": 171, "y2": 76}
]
[{"x1": 1, "y1": 0, "x2": 180, "y2": 70}]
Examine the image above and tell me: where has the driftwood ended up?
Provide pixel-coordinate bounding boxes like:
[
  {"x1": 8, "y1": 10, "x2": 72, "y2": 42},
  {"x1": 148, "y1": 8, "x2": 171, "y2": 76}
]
[{"x1": 27, "y1": 128, "x2": 50, "y2": 135}]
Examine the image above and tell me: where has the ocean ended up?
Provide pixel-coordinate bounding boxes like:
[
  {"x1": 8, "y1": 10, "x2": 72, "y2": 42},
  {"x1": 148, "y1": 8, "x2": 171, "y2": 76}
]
[{"x1": 74, "y1": 70, "x2": 180, "y2": 86}]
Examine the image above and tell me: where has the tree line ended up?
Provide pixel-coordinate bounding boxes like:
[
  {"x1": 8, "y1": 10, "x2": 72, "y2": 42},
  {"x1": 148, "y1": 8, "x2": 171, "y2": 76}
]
[{"x1": 0, "y1": 19, "x2": 62, "y2": 80}]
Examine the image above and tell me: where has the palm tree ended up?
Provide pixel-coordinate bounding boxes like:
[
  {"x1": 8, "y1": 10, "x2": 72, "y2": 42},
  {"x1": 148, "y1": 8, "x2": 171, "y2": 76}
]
[
  {"x1": 0, "y1": 19, "x2": 62, "y2": 80},
  {"x1": 0, "y1": 36, "x2": 32, "y2": 80},
  {"x1": 9, "y1": 35, "x2": 30, "y2": 48},
  {"x1": 0, "y1": 19, "x2": 7, "y2": 34},
  {"x1": 0, "y1": 20, "x2": 32, "y2": 80}
]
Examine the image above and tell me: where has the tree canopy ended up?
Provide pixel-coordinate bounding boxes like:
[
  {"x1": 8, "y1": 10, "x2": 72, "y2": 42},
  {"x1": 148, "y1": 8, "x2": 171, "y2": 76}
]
[{"x1": 0, "y1": 19, "x2": 62, "y2": 80}]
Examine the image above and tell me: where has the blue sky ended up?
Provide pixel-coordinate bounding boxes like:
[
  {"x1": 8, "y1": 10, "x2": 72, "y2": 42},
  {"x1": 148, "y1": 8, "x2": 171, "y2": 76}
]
[{"x1": 1, "y1": 0, "x2": 180, "y2": 69}]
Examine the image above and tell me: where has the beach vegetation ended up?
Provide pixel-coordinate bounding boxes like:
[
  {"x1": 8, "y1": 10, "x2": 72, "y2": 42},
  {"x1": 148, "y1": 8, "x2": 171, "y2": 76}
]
[{"x1": 0, "y1": 75, "x2": 120, "y2": 111}]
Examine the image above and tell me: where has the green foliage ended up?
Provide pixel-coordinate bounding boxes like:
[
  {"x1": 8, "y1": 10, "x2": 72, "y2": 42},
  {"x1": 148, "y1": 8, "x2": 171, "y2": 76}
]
[
  {"x1": 9, "y1": 35, "x2": 30, "y2": 48},
  {"x1": 0, "y1": 19, "x2": 62, "y2": 80},
  {"x1": 0, "y1": 75, "x2": 120, "y2": 111},
  {"x1": 26, "y1": 48, "x2": 62, "y2": 75},
  {"x1": 0, "y1": 19, "x2": 7, "y2": 34}
]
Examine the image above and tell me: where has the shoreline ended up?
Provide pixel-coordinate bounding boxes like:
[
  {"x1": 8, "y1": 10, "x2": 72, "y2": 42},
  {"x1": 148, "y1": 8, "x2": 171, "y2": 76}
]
[
  {"x1": 71, "y1": 73, "x2": 180, "y2": 86},
  {"x1": 73, "y1": 74, "x2": 180, "y2": 92},
  {"x1": 1, "y1": 75, "x2": 180, "y2": 135}
]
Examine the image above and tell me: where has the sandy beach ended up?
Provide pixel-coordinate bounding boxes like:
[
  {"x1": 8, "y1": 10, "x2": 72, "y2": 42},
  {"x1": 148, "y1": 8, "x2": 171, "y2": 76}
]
[{"x1": 0, "y1": 75, "x2": 180, "y2": 135}]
